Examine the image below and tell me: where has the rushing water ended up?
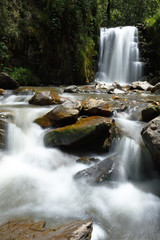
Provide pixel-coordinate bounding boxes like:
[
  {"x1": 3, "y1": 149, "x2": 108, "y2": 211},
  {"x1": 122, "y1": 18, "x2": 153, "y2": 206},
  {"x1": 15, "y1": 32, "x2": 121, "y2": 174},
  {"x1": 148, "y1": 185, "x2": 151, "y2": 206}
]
[
  {"x1": 0, "y1": 92, "x2": 160, "y2": 239},
  {"x1": 96, "y1": 26, "x2": 143, "y2": 83}
]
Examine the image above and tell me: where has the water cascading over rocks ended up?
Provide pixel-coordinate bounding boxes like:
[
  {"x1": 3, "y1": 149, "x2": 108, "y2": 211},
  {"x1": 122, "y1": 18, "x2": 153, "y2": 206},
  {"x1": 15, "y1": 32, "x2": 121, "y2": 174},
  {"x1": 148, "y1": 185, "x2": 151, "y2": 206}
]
[{"x1": 96, "y1": 26, "x2": 143, "y2": 83}]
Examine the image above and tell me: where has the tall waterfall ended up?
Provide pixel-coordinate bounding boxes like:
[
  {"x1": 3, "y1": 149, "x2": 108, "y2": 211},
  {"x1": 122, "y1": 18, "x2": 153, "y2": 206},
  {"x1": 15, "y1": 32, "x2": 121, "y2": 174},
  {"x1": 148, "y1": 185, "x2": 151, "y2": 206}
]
[{"x1": 96, "y1": 26, "x2": 143, "y2": 83}]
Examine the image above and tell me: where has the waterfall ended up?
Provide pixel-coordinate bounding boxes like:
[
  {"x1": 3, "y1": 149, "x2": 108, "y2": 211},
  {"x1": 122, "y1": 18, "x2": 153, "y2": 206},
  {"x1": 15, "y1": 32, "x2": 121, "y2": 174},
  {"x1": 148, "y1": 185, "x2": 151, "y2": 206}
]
[{"x1": 96, "y1": 26, "x2": 143, "y2": 83}]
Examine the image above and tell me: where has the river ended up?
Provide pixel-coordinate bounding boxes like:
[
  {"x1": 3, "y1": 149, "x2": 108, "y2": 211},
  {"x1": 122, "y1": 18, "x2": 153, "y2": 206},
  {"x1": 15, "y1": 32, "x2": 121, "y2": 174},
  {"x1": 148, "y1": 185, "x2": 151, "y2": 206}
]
[{"x1": 0, "y1": 89, "x2": 160, "y2": 240}]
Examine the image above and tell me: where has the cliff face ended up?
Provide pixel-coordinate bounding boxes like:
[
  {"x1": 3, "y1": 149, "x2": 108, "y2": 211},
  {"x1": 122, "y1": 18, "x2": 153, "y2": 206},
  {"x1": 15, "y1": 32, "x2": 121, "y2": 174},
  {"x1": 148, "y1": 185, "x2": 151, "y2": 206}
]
[{"x1": 0, "y1": 0, "x2": 104, "y2": 85}]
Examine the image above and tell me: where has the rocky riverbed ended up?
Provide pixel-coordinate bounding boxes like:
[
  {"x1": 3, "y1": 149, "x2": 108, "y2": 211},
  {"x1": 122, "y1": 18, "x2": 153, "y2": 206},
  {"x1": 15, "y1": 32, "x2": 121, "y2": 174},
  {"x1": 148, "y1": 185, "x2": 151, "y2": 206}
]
[{"x1": 0, "y1": 79, "x2": 160, "y2": 239}]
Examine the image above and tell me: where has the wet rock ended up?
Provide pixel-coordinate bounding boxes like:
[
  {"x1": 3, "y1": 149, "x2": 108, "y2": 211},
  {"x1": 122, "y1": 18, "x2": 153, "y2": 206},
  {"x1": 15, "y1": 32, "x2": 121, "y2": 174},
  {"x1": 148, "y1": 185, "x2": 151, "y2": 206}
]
[
  {"x1": 0, "y1": 110, "x2": 14, "y2": 150},
  {"x1": 74, "y1": 155, "x2": 119, "y2": 183},
  {"x1": 76, "y1": 157, "x2": 100, "y2": 165},
  {"x1": 35, "y1": 100, "x2": 82, "y2": 128},
  {"x1": 0, "y1": 119, "x2": 8, "y2": 149},
  {"x1": 44, "y1": 116, "x2": 118, "y2": 153},
  {"x1": 0, "y1": 88, "x2": 5, "y2": 95},
  {"x1": 141, "y1": 116, "x2": 160, "y2": 169},
  {"x1": 109, "y1": 88, "x2": 126, "y2": 94},
  {"x1": 14, "y1": 87, "x2": 35, "y2": 95},
  {"x1": 130, "y1": 81, "x2": 153, "y2": 91},
  {"x1": 0, "y1": 72, "x2": 19, "y2": 89},
  {"x1": 151, "y1": 82, "x2": 160, "y2": 94},
  {"x1": 0, "y1": 110, "x2": 15, "y2": 122},
  {"x1": 141, "y1": 105, "x2": 160, "y2": 122},
  {"x1": 82, "y1": 98, "x2": 114, "y2": 117},
  {"x1": 28, "y1": 90, "x2": 65, "y2": 105},
  {"x1": 64, "y1": 85, "x2": 78, "y2": 93},
  {"x1": 0, "y1": 218, "x2": 93, "y2": 240}
]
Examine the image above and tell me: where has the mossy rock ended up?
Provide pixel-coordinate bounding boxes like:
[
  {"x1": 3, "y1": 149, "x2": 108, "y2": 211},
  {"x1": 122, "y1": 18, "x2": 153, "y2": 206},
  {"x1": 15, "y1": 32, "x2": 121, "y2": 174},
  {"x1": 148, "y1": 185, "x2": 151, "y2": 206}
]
[{"x1": 44, "y1": 116, "x2": 119, "y2": 153}]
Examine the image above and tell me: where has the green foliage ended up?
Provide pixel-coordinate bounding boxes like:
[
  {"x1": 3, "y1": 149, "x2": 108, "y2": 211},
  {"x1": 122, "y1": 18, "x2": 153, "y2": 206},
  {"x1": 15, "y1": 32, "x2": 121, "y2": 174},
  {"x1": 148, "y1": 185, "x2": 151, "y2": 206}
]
[
  {"x1": 0, "y1": 0, "x2": 159, "y2": 85},
  {"x1": 4, "y1": 67, "x2": 41, "y2": 86},
  {"x1": 0, "y1": 41, "x2": 9, "y2": 71}
]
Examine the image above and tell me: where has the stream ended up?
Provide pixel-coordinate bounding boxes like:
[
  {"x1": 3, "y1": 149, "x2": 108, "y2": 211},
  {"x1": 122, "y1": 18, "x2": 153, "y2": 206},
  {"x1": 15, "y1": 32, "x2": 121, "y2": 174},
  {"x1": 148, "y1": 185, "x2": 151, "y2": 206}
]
[{"x1": 0, "y1": 90, "x2": 160, "y2": 240}]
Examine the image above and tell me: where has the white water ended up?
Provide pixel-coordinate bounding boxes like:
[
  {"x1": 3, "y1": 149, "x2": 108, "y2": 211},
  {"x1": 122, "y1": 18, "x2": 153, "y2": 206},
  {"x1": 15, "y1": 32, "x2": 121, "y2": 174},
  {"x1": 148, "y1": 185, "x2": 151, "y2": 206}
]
[
  {"x1": 0, "y1": 94, "x2": 160, "y2": 240},
  {"x1": 96, "y1": 26, "x2": 143, "y2": 83}
]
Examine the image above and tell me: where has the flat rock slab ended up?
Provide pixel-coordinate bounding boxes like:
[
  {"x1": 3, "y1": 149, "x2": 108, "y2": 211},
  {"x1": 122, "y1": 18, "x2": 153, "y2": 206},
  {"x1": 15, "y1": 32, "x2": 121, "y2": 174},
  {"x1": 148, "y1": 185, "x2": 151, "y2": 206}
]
[
  {"x1": 82, "y1": 98, "x2": 114, "y2": 117},
  {"x1": 0, "y1": 218, "x2": 93, "y2": 240}
]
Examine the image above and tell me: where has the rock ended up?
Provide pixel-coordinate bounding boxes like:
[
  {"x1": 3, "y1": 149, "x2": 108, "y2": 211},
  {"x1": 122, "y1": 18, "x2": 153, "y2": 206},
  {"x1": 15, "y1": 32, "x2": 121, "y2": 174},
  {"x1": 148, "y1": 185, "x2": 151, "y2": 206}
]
[
  {"x1": 76, "y1": 157, "x2": 100, "y2": 165},
  {"x1": 109, "y1": 88, "x2": 126, "y2": 94},
  {"x1": 151, "y1": 82, "x2": 160, "y2": 93},
  {"x1": 64, "y1": 85, "x2": 78, "y2": 93},
  {"x1": 14, "y1": 87, "x2": 35, "y2": 95},
  {"x1": 82, "y1": 98, "x2": 114, "y2": 117},
  {"x1": 0, "y1": 119, "x2": 8, "y2": 149},
  {"x1": 141, "y1": 116, "x2": 160, "y2": 169},
  {"x1": 28, "y1": 90, "x2": 65, "y2": 105},
  {"x1": 44, "y1": 116, "x2": 118, "y2": 153},
  {"x1": 0, "y1": 110, "x2": 14, "y2": 122},
  {"x1": 0, "y1": 88, "x2": 5, "y2": 95},
  {"x1": 0, "y1": 72, "x2": 19, "y2": 89},
  {"x1": 0, "y1": 111, "x2": 15, "y2": 149},
  {"x1": 131, "y1": 81, "x2": 153, "y2": 91},
  {"x1": 141, "y1": 105, "x2": 160, "y2": 122},
  {"x1": 130, "y1": 81, "x2": 153, "y2": 91},
  {"x1": 74, "y1": 155, "x2": 119, "y2": 184},
  {"x1": 35, "y1": 100, "x2": 82, "y2": 128},
  {"x1": 0, "y1": 218, "x2": 93, "y2": 240}
]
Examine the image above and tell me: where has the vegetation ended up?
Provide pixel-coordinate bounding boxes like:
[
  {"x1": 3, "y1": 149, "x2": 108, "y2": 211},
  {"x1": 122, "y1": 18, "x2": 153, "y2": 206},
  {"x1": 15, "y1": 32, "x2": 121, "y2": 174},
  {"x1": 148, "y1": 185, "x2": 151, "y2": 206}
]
[{"x1": 0, "y1": 0, "x2": 159, "y2": 85}]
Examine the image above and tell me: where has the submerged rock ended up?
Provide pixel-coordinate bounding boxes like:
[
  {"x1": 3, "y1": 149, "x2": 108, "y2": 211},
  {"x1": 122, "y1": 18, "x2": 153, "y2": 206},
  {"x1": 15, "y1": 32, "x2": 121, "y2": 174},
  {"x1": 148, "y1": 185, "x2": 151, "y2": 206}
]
[
  {"x1": 82, "y1": 98, "x2": 114, "y2": 117},
  {"x1": 0, "y1": 218, "x2": 93, "y2": 240},
  {"x1": 76, "y1": 157, "x2": 100, "y2": 165},
  {"x1": 141, "y1": 105, "x2": 160, "y2": 122},
  {"x1": 35, "y1": 100, "x2": 82, "y2": 128},
  {"x1": 44, "y1": 116, "x2": 119, "y2": 153},
  {"x1": 74, "y1": 155, "x2": 119, "y2": 184},
  {"x1": 141, "y1": 116, "x2": 160, "y2": 169},
  {"x1": 0, "y1": 72, "x2": 19, "y2": 89},
  {"x1": 28, "y1": 90, "x2": 65, "y2": 105}
]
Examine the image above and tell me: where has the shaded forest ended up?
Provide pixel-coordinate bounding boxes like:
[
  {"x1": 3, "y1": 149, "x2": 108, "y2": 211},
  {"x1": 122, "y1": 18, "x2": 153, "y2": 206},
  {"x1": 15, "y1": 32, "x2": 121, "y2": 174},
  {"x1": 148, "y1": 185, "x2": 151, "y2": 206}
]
[{"x1": 0, "y1": 0, "x2": 160, "y2": 85}]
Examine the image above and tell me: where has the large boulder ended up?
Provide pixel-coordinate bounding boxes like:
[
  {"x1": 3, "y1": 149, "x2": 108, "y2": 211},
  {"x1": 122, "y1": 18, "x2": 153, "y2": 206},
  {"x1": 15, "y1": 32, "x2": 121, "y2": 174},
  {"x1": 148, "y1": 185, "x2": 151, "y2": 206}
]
[
  {"x1": 82, "y1": 98, "x2": 114, "y2": 117},
  {"x1": 0, "y1": 72, "x2": 19, "y2": 89},
  {"x1": 0, "y1": 218, "x2": 93, "y2": 240},
  {"x1": 141, "y1": 116, "x2": 160, "y2": 169},
  {"x1": 44, "y1": 116, "x2": 119, "y2": 153},
  {"x1": 35, "y1": 100, "x2": 82, "y2": 128},
  {"x1": 130, "y1": 81, "x2": 153, "y2": 91},
  {"x1": 74, "y1": 155, "x2": 119, "y2": 184},
  {"x1": 141, "y1": 105, "x2": 160, "y2": 122},
  {"x1": 28, "y1": 90, "x2": 65, "y2": 105}
]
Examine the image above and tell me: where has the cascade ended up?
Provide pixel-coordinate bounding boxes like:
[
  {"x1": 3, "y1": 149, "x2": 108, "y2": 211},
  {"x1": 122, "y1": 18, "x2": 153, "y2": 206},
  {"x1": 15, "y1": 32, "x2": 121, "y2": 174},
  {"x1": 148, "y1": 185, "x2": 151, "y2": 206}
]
[
  {"x1": 96, "y1": 26, "x2": 143, "y2": 83},
  {"x1": 0, "y1": 92, "x2": 160, "y2": 240}
]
